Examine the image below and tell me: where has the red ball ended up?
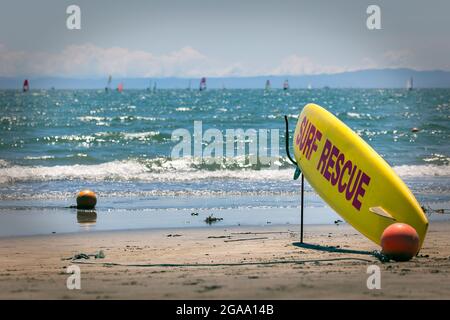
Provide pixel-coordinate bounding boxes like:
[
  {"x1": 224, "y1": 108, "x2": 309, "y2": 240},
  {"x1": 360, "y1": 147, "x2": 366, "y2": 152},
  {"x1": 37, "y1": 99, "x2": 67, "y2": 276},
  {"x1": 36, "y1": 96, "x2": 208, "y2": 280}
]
[{"x1": 381, "y1": 223, "x2": 420, "y2": 261}]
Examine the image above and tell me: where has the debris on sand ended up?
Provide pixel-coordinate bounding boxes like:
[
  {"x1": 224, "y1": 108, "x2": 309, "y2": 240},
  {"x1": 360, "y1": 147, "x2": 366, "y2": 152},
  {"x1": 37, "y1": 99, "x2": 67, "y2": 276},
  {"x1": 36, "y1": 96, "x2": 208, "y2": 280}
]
[
  {"x1": 372, "y1": 250, "x2": 390, "y2": 263},
  {"x1": 63, "y1": 250, "x2": 105, "y2": 261},
  {"x1": 204, "y1": 214, "x2": 223, "y2": 225},
  {"x1": 422, "y1": 206, "x2": 448, "y2": 215},
  {"x1": 71, "y1": 253, "x2": 90, "y2": 260},
  {"x1": 95, "y1": 250, "x2": 105, "y2": 259},
  {"x1": 224, "y1": 237, "x2": 268, "y2": 242}
]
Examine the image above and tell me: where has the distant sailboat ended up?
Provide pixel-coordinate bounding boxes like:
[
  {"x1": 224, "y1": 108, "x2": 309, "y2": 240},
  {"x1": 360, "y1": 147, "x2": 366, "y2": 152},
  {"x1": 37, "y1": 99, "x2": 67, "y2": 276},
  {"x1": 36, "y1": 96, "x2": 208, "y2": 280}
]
[
  {"x1": 23, "y1": 79, "x2": 29, "y2": 92},
  {"x1": 199, "y1": 77, "x2": 207, "y2": 91},
  {"x1": 105, "y1": 75, "x2": 112, "y2": 92},
  {"x1": 307, "y1": 83, "x2": 312, "y2": 90},
  {"x1": 265, "y1": 80, "x2": 271, "y2": 90},
  {"x1": 117, "y1": 82, "x2": 123, "y2": 93},
  {"x1": 406, "y1": 77, "x2": 413, "y2": 91},
  {"x1": 153, "y1": 81, "x2": 157, "y2": 92},
  {"x1": 283, "y1": 79, "x2": 289, "y2": 91}
]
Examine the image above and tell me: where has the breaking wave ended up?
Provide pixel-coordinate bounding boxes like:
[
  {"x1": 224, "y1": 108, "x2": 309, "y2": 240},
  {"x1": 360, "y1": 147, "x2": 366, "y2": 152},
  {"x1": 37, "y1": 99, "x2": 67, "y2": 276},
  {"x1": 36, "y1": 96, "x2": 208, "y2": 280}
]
[{"x1": 0, "y1": 158, "x2": 449, "y2": 184}]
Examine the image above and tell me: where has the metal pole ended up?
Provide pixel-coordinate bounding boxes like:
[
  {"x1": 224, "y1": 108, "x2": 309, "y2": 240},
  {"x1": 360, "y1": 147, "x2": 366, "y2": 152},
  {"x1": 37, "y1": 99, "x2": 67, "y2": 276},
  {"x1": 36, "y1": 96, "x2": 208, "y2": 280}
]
[{"x1": 300, "y1": 173, "x2": 304, "y2": 243}]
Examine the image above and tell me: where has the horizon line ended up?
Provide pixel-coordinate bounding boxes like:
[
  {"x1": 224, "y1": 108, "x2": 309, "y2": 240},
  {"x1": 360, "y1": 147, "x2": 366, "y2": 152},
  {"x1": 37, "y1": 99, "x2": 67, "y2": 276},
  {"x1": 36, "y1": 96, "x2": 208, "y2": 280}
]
[{"x1": 1, "y1": 67, "x2": 450, "y2": 80}]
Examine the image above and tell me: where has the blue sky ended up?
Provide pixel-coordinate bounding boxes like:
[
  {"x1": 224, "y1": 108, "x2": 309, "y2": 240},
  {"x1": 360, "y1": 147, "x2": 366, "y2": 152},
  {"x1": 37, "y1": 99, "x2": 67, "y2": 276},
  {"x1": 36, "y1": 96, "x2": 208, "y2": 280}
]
[{"x1": 0, "y1": 0, "x2": 449, "y2": 77}]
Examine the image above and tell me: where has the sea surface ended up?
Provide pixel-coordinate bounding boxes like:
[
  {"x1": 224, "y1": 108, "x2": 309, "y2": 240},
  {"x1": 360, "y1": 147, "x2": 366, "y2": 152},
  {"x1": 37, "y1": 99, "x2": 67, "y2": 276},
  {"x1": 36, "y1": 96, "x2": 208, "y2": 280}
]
[{"x1": 0, "y1": 89, "x2": 449, "y2": 236}]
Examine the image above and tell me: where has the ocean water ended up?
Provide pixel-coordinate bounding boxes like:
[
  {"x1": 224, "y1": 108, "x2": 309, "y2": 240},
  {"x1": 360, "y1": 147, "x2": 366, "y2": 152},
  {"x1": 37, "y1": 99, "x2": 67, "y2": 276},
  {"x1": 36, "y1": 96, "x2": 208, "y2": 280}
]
[{"x1": 0, "y1": 88, "x2": 449, "y2": 236}]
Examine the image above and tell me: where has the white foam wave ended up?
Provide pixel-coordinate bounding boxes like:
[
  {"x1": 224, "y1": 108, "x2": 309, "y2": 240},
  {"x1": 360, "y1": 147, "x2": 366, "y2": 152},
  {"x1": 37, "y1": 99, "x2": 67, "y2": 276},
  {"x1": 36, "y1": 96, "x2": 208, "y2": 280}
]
[
  {"x1": 0, "y1": 189, "x2": 303, "y2": 201},
  {"x1": 77, "y1": 116, "x2": 107, "y2": 122},
  {"x1": 42, "y1": 131, "x2": 163, "y2": 143},
  {"x1": 175, "y1": 107, "x2": 191, "y2": 112},
  {"x1": 393, "y1": 164, "x2": 450, "y2": 177},
  {"x1": 0, "y1": 159, "x2": 9, "y2": 168},
  {"x1": 77, "y1": 115, "x2": 163, "y2": 123},
  {"x1": 24, "y1": 155, "x2": 55, "y2": 160},
  {"x1": 0, "y1": 160, "x2": 448, "y2": 184},
  {"x1": 122, "y1": 131, "x2": 160, "y2": 140},
  {"x1": 0, "y1": 159, "x2": 291, "y2": 184},
  {"x1": 346, "y1": 112, "x2": 361, "y2": 119},
  {"x1": 0, "y1": 160, "x2": 145, "y2": 184}
]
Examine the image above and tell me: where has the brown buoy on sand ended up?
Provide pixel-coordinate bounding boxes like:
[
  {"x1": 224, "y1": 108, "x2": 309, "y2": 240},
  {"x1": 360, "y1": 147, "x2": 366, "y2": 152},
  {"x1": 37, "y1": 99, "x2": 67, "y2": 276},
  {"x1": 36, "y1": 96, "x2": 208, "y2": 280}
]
[{"x1": 76, "y1": 190, "x2": 97, "y2": 209}]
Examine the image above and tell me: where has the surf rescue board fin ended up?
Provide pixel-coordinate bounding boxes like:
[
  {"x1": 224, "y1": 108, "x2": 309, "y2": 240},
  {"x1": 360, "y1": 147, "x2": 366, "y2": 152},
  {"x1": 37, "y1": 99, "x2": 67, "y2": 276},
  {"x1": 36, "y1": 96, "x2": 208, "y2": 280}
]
[{"x1": 369, "y1": 206, "x2": 396, "y2": 221}]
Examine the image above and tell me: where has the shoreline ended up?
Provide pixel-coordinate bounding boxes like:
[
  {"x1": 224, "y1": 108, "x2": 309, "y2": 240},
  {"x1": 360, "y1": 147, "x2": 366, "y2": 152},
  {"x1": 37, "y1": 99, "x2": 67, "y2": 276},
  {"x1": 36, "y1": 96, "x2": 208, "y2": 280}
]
[
  {"x1": 1, "y1": 221, "x2": 449, "y2": 299},
  {"x1": 0, "y1": 204, "x2": 342, "y2": 238},
  {"x1": 0, "y1": 194, "x2": 448, "y2": 238}
]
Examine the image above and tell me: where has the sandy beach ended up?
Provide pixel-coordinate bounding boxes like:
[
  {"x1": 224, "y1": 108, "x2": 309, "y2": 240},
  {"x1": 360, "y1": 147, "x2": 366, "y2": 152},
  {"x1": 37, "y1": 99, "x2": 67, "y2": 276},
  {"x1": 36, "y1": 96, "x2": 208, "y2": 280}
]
[{"x1": 1, "y1": 221, "x2": 449, "y2": 299}]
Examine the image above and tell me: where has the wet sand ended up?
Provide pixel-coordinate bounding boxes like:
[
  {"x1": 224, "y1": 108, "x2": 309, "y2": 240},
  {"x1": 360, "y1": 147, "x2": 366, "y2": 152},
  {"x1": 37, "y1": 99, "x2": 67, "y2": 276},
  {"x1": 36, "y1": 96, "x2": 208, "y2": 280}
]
[{"x1": 0, "y1": 221, "x2": 449, "y2": 299}]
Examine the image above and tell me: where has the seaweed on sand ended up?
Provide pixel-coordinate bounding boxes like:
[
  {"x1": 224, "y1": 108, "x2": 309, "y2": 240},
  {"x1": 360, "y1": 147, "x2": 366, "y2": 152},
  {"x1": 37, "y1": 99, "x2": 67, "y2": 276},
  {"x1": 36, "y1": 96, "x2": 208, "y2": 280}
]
[{"x1": 204, "y1": 214, "x2": 223, "y2": 225}]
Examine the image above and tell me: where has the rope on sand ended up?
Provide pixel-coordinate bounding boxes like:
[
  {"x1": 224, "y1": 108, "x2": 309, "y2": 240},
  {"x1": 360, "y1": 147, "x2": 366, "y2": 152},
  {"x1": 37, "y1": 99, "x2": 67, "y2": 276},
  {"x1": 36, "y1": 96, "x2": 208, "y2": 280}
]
[{"x1": 71, "y1": 257, "x2": 374, "y2": 268}]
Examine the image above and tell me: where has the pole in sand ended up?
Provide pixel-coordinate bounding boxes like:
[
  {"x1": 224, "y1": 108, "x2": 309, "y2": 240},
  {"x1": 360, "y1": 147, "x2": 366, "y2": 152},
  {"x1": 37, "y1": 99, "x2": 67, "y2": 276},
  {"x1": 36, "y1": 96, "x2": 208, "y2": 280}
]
[
  {"x1": 283, "y1": 115, "x2": 305, "y2": 244},
  {"x1": 300, "y1": 173, "x2": 304, "y2": 243}
]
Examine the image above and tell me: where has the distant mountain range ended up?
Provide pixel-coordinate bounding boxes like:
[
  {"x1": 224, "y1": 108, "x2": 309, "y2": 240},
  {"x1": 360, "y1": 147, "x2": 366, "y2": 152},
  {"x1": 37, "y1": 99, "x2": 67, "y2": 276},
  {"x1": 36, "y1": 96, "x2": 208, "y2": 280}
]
[{"x1": 1, "y1": 68, "x2": 450, "y2": 89}]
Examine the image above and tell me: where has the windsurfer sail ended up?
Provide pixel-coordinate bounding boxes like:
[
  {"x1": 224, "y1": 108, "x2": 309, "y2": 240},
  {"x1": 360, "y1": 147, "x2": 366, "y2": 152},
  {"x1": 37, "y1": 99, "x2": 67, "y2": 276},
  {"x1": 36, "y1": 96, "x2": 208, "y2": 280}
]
[
  {"x1": 265, "y1": 80, "x2": 271, "y2": 90},
  {"x1": 283, "y1": 79, "x2": 289, "y2": 90},
  {"x1": 199, "y1": 77, "x2": 207, "y2": 91},
  {"x1": 406, "y1": 77, "x2": 413, "y2": 91},
  {"x1": 105, "y1": 75, "x2": 112, "y2": 92},
  {"x1": 117, "y1": 82, "x2": 123, "y2": 93},
  {"x1": 23, "y1": 79, "x2": 29, "y2": 92}
]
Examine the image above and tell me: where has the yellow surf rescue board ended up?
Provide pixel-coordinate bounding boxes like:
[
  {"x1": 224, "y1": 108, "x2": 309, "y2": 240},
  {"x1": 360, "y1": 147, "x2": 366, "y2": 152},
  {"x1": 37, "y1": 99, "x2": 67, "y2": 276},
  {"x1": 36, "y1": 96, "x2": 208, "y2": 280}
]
[{"x1": 293, "y1": 103, "x2": 428, "y2": 249}]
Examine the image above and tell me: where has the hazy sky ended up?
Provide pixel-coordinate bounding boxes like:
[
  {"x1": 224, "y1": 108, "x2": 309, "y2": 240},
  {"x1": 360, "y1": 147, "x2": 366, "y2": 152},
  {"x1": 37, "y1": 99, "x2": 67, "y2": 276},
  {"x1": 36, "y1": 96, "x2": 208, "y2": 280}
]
[{"x1": 0, "y1": 0, "x2": 449, "y2": 77}]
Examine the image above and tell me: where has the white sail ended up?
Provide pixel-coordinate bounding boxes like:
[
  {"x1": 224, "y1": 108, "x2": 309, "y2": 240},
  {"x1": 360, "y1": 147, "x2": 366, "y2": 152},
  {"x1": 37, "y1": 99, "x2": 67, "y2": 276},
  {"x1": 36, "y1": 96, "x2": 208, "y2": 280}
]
[{"x1": 406, "y1": 77, "x2": 413, "y2": 91}]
